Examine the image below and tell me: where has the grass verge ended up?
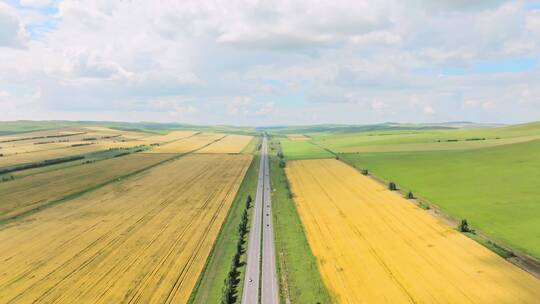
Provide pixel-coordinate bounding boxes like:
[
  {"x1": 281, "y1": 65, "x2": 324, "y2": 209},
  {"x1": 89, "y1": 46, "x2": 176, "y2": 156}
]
[
  {"x1": 189, "y1": 155, "x2": 259, "y2": 304},
  {"x1": 463, "y1": 232, "x2": 515, "y2": 259},
  {"x1": 241, "y1": 136, "x2": 261, "y2": 154},
  {"x1": 269, "y1": 150, "x2": 331, "y2": 303}
]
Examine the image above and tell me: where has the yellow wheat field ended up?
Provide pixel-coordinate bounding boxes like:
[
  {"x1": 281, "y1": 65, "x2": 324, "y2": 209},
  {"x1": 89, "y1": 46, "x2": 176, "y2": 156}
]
[
  {"x1": 287, "y1": 134, "x2": 310, "y2": 141},
  {"x1": 0, "y1": 127, "x2": 163, "y2": 168},
  {"x1": 196, "y1": 134, "x2": 253, "y2": 153},
  {"x1": 0, "y1": 139, "x2": 153, "y2": 168},
  {"x1": 140, "y1": 131, "x2": 198, "y2": 144},
  {"x1": 0, "y1": 129, "x2": 85, "y2": 143},
  {"x1": 0, "y1": 153, "x2": 252, "y2": 303},
  {"x1": 147, "y1": 133, "x2": 226, "y2": 153},
  {"x1": 0, "y1": 153, "x2": 174, "y2": 221},
  {"x1": 285, "y1": 159, "x2": 540, "y2": 303}
]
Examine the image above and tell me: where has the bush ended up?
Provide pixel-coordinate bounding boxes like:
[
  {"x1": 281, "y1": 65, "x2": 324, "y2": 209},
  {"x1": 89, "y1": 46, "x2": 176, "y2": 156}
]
[
  {"x1": 279, "y1": 160, "x2": 286, "y2": 168},
  {"x1": 361, "y1": 169, "x2": 369, "y2": 175},
  {"x1": 388, "y1": 182, "x2": 397, "y2": 191},
  {"x1": 407, "y1": 191, "x2": 414, "y2": 199},
  {"x1": 458, "y1": 219, "x2": 471, "y2": 232},
  {"x1": 246, "y1": 195, "x2": 252, "y2": 208}
]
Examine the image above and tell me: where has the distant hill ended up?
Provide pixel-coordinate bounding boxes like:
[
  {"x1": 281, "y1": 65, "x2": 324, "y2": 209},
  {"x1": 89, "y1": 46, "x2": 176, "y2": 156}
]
[{"x1": 260, "y1": 122, "x2": 507, "y2": 135}]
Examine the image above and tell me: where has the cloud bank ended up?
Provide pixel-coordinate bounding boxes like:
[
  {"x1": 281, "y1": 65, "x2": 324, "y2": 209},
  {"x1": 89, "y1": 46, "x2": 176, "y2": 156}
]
[{"x1": 0, "y1": 0, "x2": 539, "y2": 125}]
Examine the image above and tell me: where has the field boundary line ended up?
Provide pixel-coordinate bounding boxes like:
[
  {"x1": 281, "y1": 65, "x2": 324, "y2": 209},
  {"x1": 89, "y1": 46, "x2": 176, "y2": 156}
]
[
  {"x1": 301, "y1": 139, "x2": 540, "y2": 279},
  {"x1": 2, "y1": 137, "x2": 228, "y2": 224},
  {"x1": 0, "y1": 151, "x2": 194, "y2": 226},
  {"x1": 337, "y1": 155, "x2": 540, "y2": 279}
]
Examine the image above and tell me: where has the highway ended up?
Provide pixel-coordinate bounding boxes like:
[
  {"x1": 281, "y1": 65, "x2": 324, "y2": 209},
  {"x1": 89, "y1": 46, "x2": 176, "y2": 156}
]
[{"x1": 242, "y1": 136, "x2": 279, "y2": 304}]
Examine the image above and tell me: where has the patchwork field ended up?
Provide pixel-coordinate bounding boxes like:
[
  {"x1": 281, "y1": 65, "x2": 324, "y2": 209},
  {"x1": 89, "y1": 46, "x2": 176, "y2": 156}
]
[
  {"x1": 286, "y1": 159, "x2": 540, "y2": 303},
  {"x1": 196, "y1": 134, "x2": 253, "y2": 153},
  {"x1": 147, "y1": 133, "x2": 225, "y2": 153},
  {"x1": 0, "y1": 153, "x2": 252, "y2": 303},
  {"x1": 0, "y1": 153, "x2": 175, "y2": 221},
  {"x1": 0, "y1": 127, "x2": 158, "y2": 169},
  {"x1": 307, "y1": 122, "x2": 540, "y2": 154},
  {"x1": 340, "y1": 139, "x2": 540, "y2": 259},
  {"x1": 0, "y1": 129, "x2": 85, "y2": 143}
]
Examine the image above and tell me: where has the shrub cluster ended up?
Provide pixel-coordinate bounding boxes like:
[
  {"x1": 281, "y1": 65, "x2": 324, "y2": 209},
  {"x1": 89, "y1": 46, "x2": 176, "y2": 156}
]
[{"x1": 222, "y1": 195, "x2": 252, "y2": 304}]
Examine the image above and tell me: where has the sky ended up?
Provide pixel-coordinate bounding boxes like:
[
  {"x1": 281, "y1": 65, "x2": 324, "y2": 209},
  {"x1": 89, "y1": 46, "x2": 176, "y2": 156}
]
[{"x1": 1, "y1": 0, "x2": 540, "y2": 126}]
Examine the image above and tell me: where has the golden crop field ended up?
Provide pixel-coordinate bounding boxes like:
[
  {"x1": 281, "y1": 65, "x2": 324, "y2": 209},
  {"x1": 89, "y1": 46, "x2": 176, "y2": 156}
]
[
  {"x1": 0, "y1": 153, "x2": 252, "y2": 303},
  {"x1": 287, "y1": 134, "x2": 310, "y2": 141},
  {"x1": 0, "y1": 129, "x2": 85, "y2": 143},
  {"x1": 140, "y1": 131, "x2": 198, "y2": 144},
  {"x1": 0, "y1": 140, "x2": 89, "y2": 156},
  {"x1": 0, "y1": 153, "x2": 174, "y2": 221},
  {"x1": 147, "y1": 133, "x2": 225, "y2": 153},
  {"x1": 0, "y1": 127, "x2": 166, "y2": 169},
  {"x1": 286, "y1": 159, "x2": 540, "y2": 303},
  {"x1": 0, "y1": 144, "x2": 105, "y2": 168},
  {"x1": 196, "y1": 134, "x2": 253, "y2": 153},
  {"x1": 0, "y1": 139, "x2": 150, "y2": 169}
]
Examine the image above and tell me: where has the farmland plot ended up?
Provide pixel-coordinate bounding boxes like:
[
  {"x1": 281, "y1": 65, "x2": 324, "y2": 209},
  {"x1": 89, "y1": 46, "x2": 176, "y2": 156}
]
[
  {"x1": 287, "y1": 134, "x2": 310, "y2": 141},
  {"x1": 147, "y1": 133, "x2": 225, "y2": 153},
  {"x1": 139, "y1": 131, "x2": 197, "y2": 144},
  {"x1": 0, "y1": 153, "x2": 174, "y2": 221},
  {"x1": 0, "y1": 129, "x2": 85, "y2": 143},
  {"x1": 196, "y1": 134, "x2": 253, "y2": 153},
  {"x1": 0, "y1": 127, "x2": 154, "y2": 169},
  {"x1": 286, "y1": 159, "x2": 540, "y2": 303},
  {"x1": 0, "y1": 154, "x2": 251, "y2": 303}
]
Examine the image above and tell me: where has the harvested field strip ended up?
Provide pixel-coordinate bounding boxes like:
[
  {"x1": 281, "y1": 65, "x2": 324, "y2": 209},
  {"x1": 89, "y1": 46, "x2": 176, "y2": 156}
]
[
  {"x1": 0, "y1": 154, "x2": 252, "y2": 303},
  {"x1": 146, "y1": 133, "x2": 226, "y2": 153},
  {"x1": 196, "y1": 134, "x2": 253, "y2": 154},
  {"x1": 287, "y1": 134, "x2": 310, "y2": 141},
  {"x1": 140, "y1": 131, "x2": 198, "y2": 144},
  {"x1": 0, "y1": 153, "x2": 175, "y2": 221},
  {"x1": 0, "y1": 139, "x2": 150, "y2": 169},
  {"x1": 0, "y1": 145, "x2": 105, "y2": 168},
  {"x1": 0, "y1": 130, "x2": 86, "y2": 143},
  {"x1": 285, "y1": 159, "x2": 540, "y2": 303}
]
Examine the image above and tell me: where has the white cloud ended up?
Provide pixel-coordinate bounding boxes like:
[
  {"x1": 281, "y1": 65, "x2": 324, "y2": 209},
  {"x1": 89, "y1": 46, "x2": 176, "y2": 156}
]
[
  {"x1": 0, "y1": 0, "x2": 539, "y2": 125},
  {"x1": 371, "y1": 100, "x2": 387, "y2": 112},
  {"x1": 423, "y1": 105, "x2": 435, "y2": 115},
  {"x1": 215, "y1": 0, "x2": 392, "y2": 49},
  {"x1": 20, "y1": 0, "x2": 55, "y2": 7},
  {"x1": 0, "y1": 3, "x2": 28, "y2": 48}
]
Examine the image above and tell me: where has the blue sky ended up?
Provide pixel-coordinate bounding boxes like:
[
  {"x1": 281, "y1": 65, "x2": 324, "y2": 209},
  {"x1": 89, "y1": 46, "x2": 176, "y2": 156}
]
[{"x1": 0, "y1": 0, "x2": 540, "y2": 125}]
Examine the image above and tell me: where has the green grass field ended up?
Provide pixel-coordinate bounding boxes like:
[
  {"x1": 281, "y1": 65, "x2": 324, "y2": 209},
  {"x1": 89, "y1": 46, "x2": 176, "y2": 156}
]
[
  {"x1": 339, "y1": 140, "x2": 540, "y2": 259},
  {"x1": 269, "y1": 141, "x2": 331, "y2": 303},
  {"x1": 310, "y1": 122, "x2": 540, "y2": 153},
  {"x1": 280, "y1": 138, "x2": 334, "y2": 160},
  {"x1": 190, "y1": 155, "x2": 259, "y2": 304}
]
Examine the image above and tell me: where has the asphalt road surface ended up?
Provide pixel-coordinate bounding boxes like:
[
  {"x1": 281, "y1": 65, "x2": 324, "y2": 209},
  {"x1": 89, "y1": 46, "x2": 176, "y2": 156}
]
[{"x1": 242, "y1": 136, "x2": 279, "y2": 304}]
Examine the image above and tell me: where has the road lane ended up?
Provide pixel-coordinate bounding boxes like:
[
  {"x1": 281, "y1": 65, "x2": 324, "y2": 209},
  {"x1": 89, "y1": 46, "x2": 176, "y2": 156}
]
[
  {"x1": 241, "y1": 136, "x2": 279, "y2": 304},
  {"x1": 242, "y1": 137, "x2": 266, "y2": 304},
  {"x1": 261, "y1": 137, "x2": 279, "y2": 304}
]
